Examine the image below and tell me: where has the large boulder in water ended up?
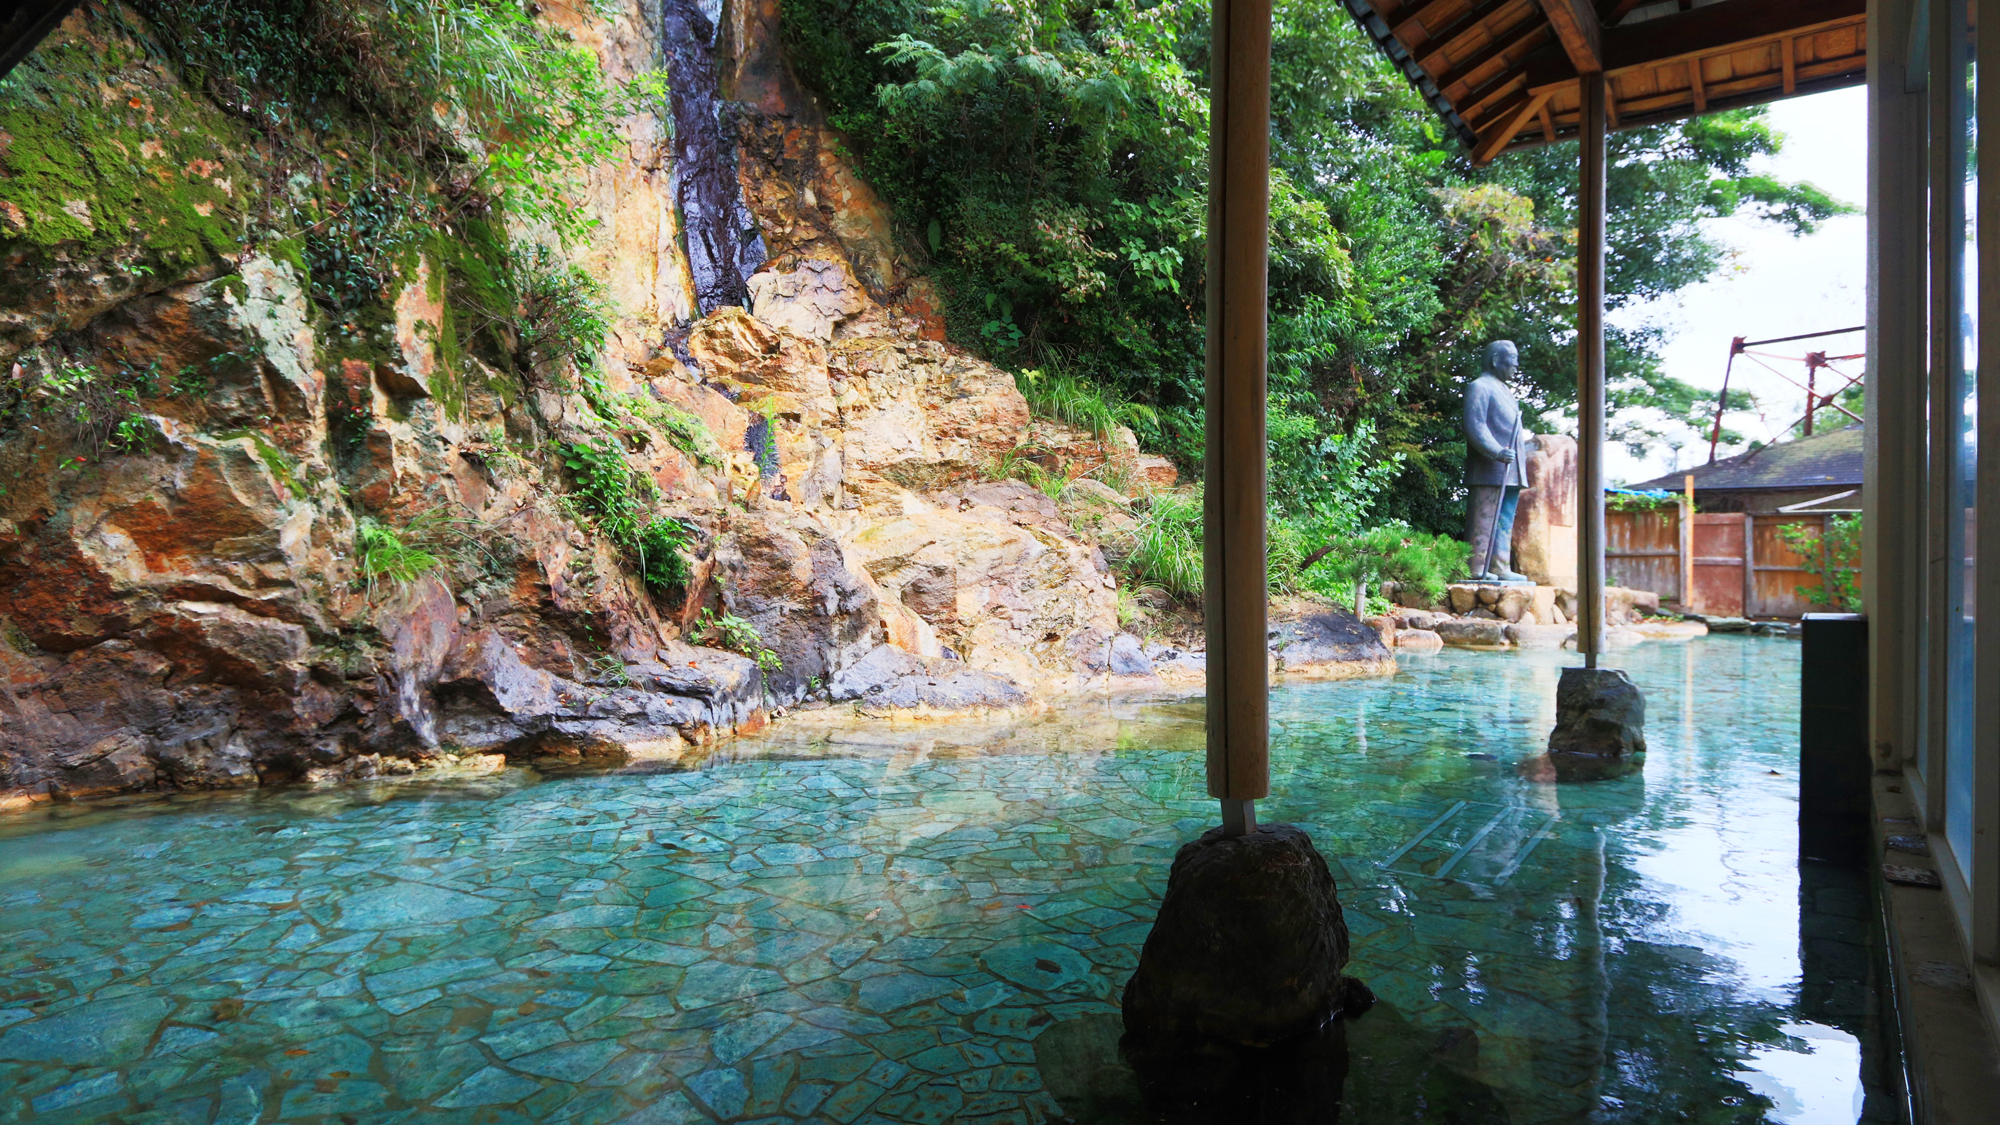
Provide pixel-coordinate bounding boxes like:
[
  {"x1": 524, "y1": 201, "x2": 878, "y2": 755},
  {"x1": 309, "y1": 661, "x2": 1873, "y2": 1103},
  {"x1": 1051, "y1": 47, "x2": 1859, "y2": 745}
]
[
  {"x1": 1546, "y1": 666, "x2": 1647, "y2": 780},
  {"x1": 1123, "y1": 825, "x2": 1368, "y2": 1047},
  {"x1": 1269, "y1": 612, "x2": 1396, "y2": 679}
]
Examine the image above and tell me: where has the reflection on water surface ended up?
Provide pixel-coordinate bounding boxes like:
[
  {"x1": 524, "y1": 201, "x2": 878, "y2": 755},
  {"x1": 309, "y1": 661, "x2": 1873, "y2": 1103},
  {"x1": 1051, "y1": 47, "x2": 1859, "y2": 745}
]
[{"x1": 0, "y1": 639, "x2": 1895, "y2": 1122}]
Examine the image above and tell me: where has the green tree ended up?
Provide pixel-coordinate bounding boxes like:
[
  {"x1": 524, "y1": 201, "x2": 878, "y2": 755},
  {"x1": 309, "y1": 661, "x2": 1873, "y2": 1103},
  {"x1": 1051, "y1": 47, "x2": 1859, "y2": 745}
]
[{"x1": 778, "y1": 0, "x2": 1850, "y2": 533}]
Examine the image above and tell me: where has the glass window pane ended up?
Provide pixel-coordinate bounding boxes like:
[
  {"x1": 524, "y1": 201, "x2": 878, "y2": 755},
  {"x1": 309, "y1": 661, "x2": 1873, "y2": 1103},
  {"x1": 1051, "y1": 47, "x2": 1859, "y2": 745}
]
[{"x1": 1946, "y1": 33, "x2": 1977, "y2": 877}]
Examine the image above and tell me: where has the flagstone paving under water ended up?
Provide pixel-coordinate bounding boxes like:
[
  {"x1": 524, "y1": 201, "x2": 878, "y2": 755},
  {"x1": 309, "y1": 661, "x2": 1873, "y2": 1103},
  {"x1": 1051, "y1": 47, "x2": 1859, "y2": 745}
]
[{"x1": 0, "y1": 639, "x2": 1895, "y2": 1123}]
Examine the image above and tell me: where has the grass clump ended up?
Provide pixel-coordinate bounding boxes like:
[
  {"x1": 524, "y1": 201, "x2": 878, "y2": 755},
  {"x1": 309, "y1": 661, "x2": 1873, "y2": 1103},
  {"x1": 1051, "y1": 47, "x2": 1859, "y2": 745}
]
[
  {"x1": 1018, "y1": 368, "x2": 1157, "y2": 439},
  {"x1": 1126, "y1": 490, "x2": 1204, "y2": 599},
  {"x1": 355, "y1": 517, "x2": 444, "y2": 591}
]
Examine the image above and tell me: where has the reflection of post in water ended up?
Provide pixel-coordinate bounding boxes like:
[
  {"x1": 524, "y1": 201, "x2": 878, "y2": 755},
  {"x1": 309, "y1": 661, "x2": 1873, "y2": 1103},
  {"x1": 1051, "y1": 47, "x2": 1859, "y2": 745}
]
[
  {"x1": 1580, "y1": 823, "x2": 1611, "y2": 1117},
  {"x1": 1683, "y1": 638, "x2": 1696, "y2": 750},
  {"x1": 1492, "y1": 775, "x2": 1642, "y2": 1117},
  {"x1": 1796, "y1": 862, "x2": 1902, "y2": 1117}
]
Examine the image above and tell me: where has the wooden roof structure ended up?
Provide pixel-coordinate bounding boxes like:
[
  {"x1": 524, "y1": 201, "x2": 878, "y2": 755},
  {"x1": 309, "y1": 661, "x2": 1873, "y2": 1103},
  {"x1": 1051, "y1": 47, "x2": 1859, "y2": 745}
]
[
  {"x1": 0, "y1": 1, "x2": 82, "y2": 80},
  {"x1": 1340, "y1": 0, "x2": 1868, "y2": 164}
]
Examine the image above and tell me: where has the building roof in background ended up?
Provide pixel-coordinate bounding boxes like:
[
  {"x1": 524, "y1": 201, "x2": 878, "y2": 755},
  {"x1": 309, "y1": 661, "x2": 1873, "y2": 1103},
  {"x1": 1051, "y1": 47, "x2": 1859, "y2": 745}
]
[
  {"x1": 1339, "y1": 0, "x2": 1866, "y2": 164},
  {"x1": 1628, "y1": 423, "x2": 1863, "y2": 492}
]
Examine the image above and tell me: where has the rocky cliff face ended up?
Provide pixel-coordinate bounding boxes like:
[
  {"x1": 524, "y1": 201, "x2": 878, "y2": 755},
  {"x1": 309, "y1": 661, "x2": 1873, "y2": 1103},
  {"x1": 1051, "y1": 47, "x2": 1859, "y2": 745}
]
[{"x1": 0, "y1": 1, "x2": 1197, "y2": 808}]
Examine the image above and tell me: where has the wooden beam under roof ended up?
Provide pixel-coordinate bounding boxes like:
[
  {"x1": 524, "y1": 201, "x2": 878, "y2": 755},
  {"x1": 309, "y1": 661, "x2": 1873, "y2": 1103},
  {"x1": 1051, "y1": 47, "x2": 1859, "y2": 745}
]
[
  {"x1": 1435, "y1": 17, "x2": 1551, "y2": 101},
  {"x1": 1473, "y1": 88, "x2": 1555, "y2": 162},
  {"x1": 1414, "y1": 0, "x2": 1528, "y2": 74},
  {"x1": 1525, "y1": 0, "x2": 1866, "y2": 88},
  {"x1": 0, "y1": 0, "x2": 82, "y2": 80},
  {"x1": 1536, "y1": 0, "x2": 1603, "y2": 72},
  {"x1": 1390, "y1": 0, "x2": 1461, "y2": 40}
]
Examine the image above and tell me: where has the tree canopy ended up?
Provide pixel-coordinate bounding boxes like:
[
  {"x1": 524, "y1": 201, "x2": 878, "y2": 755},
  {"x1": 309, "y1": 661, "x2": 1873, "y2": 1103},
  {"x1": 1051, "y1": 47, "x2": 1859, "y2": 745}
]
[{"x1": 780, "y1": 0, "x2": 1849, "y2": 532}]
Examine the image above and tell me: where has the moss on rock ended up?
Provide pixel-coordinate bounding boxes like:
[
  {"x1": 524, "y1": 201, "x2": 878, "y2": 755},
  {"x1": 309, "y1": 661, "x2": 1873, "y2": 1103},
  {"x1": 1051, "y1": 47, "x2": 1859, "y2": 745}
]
[{"x1": 0, "y1": 26, "x2": 255, "y2": 268}]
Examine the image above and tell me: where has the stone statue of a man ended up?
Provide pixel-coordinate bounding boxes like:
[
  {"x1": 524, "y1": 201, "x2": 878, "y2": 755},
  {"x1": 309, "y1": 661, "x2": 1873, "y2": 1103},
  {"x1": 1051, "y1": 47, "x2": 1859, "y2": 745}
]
[{"x1": 1464, "y1": 340, "x2": 1532, "y2": 583}]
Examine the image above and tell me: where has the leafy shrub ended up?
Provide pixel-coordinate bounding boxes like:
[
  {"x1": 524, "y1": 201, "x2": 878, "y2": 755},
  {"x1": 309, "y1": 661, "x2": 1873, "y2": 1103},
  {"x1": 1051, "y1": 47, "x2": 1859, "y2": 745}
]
[
  {"x1": 516, "y1": 244, "x2": 613, "y2": 374},
  {"x1": 2, "y1": 361, "x2": 158, "y2": 461},
  {"x1": 694, "y1": 608, "x2": 781, "y2": 673},
  {"x1": 1289, "y1": 524, "x2": 1469, "y2": 605},
  {"x1": 1777, "y1": 515, "x2": 1862, "y2": 612},
  {"x1": 1607, "y1": 490, "x2": 1682, "y2": 512},
  {"x1": 1267, "y1": 416, "x2": 1402, "y2": 525},
  {"x1": 559, "y1": 438, "x2": 690, "y2": 596},
  {"x1": 634, "y1": 517, "x2": 692, "y2": 596},
  {"x1": 306, "y1": 179, "x2": 424, "y2": 314},
  {"x1": 562, "y1": 438, "x2": 648, "y2": 542}
]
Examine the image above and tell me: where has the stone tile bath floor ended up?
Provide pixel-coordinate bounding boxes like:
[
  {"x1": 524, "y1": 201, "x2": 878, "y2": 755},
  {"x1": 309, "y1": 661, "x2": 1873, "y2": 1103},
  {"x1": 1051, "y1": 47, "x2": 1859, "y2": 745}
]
[{"x1": 0, "y1": 639, "x2": 1895, "y2": 1123}]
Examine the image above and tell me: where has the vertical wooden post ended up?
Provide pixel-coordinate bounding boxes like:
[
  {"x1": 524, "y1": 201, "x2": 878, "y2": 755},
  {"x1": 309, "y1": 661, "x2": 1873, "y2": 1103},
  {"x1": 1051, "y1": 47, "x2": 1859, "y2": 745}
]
[
  {"x1": 1577, "y1": 72, "x2": 1608, "y2": 666},
  {"x1": 1743, "y1": 512, "x2": 1757, "y2": 619},
  {"x1": 1865, "y1": 0, "x2": 1928, "y2": 774},
  {"x1": 1681, "y1": 474, "x2": 1696, "y2": 611},
  {"x1": 1205, "y1": 0, "x2": 1271, "y2": 836}
]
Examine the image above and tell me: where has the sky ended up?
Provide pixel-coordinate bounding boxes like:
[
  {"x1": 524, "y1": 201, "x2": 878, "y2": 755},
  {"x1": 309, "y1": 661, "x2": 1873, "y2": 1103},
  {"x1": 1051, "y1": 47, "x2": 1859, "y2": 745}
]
[{"x1": 1603, "y1": 85, "x2": 1869, "y2": 487}]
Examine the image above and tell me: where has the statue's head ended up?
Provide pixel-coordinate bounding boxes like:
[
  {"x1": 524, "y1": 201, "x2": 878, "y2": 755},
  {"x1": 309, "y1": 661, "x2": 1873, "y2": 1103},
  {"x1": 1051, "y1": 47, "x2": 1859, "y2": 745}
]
[{"x1": 1486, "y1": 340, "x2": 1519, "y2": 378}]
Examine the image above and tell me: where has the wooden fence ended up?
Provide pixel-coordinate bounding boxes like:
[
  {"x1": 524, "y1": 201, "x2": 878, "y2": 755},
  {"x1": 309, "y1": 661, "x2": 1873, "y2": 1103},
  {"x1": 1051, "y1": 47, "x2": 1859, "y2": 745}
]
[{"x1": 1606, "y1": 507, "x2": 1848, "y2": 618}]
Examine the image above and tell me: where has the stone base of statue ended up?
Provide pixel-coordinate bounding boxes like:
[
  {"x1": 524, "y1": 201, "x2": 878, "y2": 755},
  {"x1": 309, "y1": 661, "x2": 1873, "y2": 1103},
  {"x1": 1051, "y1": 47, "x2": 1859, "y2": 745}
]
[{"x1": 1542, "y1": 667, "x2": 1647, "y2": 781}]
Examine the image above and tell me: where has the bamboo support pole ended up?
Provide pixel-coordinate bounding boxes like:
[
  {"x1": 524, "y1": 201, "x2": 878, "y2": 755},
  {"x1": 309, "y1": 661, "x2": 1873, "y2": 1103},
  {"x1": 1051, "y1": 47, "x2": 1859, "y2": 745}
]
[
  {"x1": 1204, "y1": 0, "x2": 1271, "y2": 835},
  {"x1": 1577, "y1": 72, "x2": 1608, "y2": 666}
]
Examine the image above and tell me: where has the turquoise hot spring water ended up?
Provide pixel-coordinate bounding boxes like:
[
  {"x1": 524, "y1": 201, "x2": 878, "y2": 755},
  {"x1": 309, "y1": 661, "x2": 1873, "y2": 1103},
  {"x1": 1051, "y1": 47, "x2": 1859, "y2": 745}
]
[{"x1": 0, "y1": 638, "x2": 1896, "y2": 1123}]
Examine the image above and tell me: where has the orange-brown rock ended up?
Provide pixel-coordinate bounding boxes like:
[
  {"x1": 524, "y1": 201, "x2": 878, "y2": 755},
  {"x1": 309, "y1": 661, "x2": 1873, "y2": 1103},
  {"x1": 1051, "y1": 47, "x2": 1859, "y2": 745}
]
[{"x1": 0, "y1": 0, "x2": 1185, "y2": 808}]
